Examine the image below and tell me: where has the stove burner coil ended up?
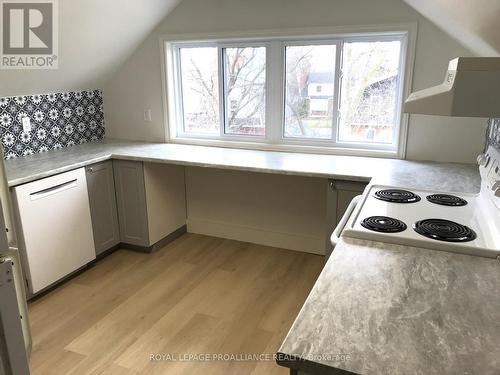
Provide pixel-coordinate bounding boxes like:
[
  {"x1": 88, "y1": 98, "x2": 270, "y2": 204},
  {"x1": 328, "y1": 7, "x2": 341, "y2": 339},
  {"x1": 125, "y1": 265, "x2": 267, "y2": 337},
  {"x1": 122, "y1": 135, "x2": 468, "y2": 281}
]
[
  {"x1": 426, "y1": 194, "x2": 468, "y2": 206},
  {"x1": 374, "y1": 189, "x2": 421, "y2": 203},
  {"x1": 361, "y1": 216, "x2": 407, "y2": 233},
  {"x1": 413, "y1": 219, "x2": 476, "y2": 242}
]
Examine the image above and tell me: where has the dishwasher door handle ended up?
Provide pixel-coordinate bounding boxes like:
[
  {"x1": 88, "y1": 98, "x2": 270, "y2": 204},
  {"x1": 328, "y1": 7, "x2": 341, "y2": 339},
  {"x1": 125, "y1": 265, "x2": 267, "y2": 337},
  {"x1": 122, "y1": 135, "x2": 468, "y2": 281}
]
[
  {"x1": 330, "y1": 195, "x2": 362, "y2": 248},
  {"x1": 30, "y1": 179, "x2": 78, "y2": 201}
]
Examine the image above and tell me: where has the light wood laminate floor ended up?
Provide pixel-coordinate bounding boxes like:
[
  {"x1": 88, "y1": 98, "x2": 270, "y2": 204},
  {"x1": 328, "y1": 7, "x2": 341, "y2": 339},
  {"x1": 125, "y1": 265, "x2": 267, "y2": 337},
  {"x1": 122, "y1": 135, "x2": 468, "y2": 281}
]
[{"x1": 28, "y1": 233, "x2": 324, "y2": 375}]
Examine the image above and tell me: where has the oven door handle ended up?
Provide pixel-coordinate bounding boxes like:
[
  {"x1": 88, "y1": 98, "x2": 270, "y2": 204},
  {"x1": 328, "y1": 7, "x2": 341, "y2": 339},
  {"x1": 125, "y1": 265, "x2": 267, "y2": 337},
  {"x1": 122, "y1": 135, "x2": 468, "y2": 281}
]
[{"x1": 330, "y1": 195, "x2": 362, "y2": 249}]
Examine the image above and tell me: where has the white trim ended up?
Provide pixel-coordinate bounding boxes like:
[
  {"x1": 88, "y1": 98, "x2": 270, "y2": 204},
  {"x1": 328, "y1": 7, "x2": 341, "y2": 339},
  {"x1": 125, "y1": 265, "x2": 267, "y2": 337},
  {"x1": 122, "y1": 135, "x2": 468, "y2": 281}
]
[
  {"x1": 159, "y1": 38, "x2": 170, "y2": 142},
  {"x1": 187, "y1": 217, "x2": 325, "y2": 255},
  {"x1": 170, "y1": 136, "x2": 399, "y2": 159},
  {"x1": 398, "y1": 22, "x2": 417, "y2": 159},
  {"x1": 333, "y1": 39, "x2": 343, "y2": 143},
  {"x1": 160, "y1": 23, "x2": 417, "y2": 159},
  {"x1": 265, "y1": 40, "x2": 284, "y2": 143},
  {"x1": 159, "y1": 23, "x2": 417, "y2": 43},
  {"x1": 218, "y1": 45, "x2": 225, "y2": 138}
]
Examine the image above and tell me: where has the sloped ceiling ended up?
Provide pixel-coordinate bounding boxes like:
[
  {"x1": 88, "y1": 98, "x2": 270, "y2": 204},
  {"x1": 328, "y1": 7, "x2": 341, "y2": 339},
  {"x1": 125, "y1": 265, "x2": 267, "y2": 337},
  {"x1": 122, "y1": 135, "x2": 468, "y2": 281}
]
[
  {"x1": 0, "y1": 0, "x2": 182, "y2": 97},
  {"x1": 404, "y1": 0, "x2": 500, "y2": 57},
  {"x1": 4, "y1": 0, "x2": 497, "y2": 98}
]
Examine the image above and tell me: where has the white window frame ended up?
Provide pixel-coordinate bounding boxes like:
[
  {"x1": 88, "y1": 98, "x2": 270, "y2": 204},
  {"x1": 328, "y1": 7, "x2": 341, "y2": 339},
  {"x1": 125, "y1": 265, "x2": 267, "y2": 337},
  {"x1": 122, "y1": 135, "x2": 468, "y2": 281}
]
[
  {"x1": 171, "y1": 41, "x2": 270, "y2": 142},
  {"x1": 161, "y1": 24, "x2": 417, "y2": 158}
]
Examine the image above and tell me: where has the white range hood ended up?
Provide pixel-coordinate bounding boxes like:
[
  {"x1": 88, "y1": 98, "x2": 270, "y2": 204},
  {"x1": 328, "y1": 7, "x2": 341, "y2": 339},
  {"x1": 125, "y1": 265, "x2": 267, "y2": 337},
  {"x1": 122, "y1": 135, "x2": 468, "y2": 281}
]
[{"x1": 404, "y1": 57, "x2": 500, "y2": 117}]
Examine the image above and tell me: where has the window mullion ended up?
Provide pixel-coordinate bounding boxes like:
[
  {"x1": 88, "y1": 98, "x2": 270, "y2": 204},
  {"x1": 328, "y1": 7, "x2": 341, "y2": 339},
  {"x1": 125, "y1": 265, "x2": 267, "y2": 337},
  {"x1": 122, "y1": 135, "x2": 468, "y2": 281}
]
[
  {"x1": 173, "y1": 45, "x2": 184, "y2": 138},
  {"x1": 265, "y1": 40, "x2": 284, "y2": 143},
  {"x1": 218, "y1": 46, "x2": 226, "y2": 137},
  {"x1": 332, "y1": 40, "x2": 343, "y2": 145},
  {"x1": 392, "y1": 37, "x2": 406, "y2": 150}
]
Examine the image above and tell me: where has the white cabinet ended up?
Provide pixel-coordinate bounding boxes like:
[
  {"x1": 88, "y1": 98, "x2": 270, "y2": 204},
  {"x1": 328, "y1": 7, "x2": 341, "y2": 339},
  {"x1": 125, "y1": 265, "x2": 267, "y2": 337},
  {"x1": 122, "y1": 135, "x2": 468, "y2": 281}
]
[{"x1": 12, "y1": 168, "x2": 95, "y2": 294}]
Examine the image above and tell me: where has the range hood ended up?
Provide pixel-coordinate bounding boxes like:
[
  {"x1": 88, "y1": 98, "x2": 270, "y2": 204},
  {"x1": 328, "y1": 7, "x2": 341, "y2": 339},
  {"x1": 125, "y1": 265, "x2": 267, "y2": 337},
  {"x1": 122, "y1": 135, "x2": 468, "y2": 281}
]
[{"x1": 404, "y1": 57, "x2": 500, "y2": 117}]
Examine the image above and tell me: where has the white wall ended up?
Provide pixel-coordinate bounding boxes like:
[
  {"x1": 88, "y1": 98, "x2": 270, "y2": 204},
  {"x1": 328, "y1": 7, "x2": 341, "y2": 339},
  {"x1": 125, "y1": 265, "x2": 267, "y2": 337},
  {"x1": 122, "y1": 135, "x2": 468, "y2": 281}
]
[
  {"x1": 404, "y1": 0, "x2": 500, "y2": 57},
  {"x1": 0, "y1": 0, "x2": 181, "y2": 98},
  {"x1": 104, "y1": 0, "x2": 488, "y2": 164},
  {"x1": 405, "y1": 20, "x2": 489, "y2": 162},
  {"x1": 185, "y1": 167, "x2": 328, "y2": 255}
]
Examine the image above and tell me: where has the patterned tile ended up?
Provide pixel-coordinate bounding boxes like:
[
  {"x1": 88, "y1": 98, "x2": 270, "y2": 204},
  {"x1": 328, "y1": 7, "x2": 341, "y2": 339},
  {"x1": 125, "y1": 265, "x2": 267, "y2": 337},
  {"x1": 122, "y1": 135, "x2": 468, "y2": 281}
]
[
  {"x1": 0, "y1": 90, "x2": 105, "y2": 159},
  {"x1": 488, "y1": 118, "x2": 500, "y2": 152}
]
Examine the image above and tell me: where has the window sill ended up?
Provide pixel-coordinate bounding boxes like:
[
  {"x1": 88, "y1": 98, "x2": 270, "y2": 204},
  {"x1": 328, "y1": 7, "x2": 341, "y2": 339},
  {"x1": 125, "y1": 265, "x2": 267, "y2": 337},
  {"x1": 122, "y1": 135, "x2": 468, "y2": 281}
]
[{"x1": 168, "y1": 137, "x2": 400, "y2": 159}]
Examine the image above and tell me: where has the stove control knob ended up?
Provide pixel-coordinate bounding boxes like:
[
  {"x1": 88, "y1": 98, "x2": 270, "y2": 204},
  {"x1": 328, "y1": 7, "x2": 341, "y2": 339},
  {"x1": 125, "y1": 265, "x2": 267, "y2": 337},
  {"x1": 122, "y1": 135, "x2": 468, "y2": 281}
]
[
  {"x1": 492, "y1": 180, "x2": 500, "y2": 197},
  {"x1": 478, "y1": 153, "x2": 491, "y2": 167},
  {"x1": 477, "y1": 154, "x2": 486, "y2": 165}
]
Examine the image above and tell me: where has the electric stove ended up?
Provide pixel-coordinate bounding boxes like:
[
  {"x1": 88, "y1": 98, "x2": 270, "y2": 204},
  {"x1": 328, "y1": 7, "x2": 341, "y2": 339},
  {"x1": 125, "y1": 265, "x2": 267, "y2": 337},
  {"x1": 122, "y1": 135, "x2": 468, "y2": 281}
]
[{"x1": 341, "y1": 145, "x2": 500, "y2": 258}]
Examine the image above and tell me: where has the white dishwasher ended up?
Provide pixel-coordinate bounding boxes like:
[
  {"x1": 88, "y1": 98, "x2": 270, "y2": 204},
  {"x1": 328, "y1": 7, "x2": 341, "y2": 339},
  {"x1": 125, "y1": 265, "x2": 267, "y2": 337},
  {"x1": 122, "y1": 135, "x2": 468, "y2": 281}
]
[{"x1": 12, "y1": 168, "x2": 96, "y2": 294}]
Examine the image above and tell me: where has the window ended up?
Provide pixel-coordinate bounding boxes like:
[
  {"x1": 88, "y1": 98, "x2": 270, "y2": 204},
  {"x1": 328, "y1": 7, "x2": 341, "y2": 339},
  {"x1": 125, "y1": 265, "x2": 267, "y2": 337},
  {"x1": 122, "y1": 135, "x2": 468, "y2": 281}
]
[
  {"x1": 178, "y1": 46, "x2": 220, "y2": 134},
  {"x1": 284, "y1": 43, "x2": 337, "y2": 139},
  {"x1": 224, "y1": 47, "x2": 266, "y2": 136},
  {"x1": 338, "y1": 40, "x2": 402, "y2": 144},
  {"x1": 168, "y1": 31, "x2": 408, "y2": 154}
]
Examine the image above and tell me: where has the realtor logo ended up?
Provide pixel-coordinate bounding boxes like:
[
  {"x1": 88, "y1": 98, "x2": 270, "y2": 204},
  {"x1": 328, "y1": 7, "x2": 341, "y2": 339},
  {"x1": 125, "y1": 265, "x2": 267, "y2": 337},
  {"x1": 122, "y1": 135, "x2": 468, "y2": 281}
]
[{"x1": 1, "y1": 0, "x2": 58, "y2": 69}]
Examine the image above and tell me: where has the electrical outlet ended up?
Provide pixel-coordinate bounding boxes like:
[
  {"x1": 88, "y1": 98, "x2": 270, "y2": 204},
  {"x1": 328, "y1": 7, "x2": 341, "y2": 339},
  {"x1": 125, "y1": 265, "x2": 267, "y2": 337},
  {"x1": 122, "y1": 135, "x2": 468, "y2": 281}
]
[
  {"x1": 143, "y1": 109, "x2": 152, "y2": 122},
  {"x1": 22, "y1": 117, "x2": 31, "y2": 132}
]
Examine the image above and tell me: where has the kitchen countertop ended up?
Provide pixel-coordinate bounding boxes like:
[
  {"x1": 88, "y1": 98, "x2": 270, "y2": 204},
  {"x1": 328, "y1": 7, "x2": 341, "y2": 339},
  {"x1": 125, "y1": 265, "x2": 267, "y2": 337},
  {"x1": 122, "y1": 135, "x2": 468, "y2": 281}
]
[
  {"x1": 276, "y1": 158, "x2": 500, "y2": 374},
  {"x1": 5, "y1": 139, "x2": 480, "y2": 192},
  {"x1": 278, "y1": 237, "x2": 500, "y2": 375},
  {"x1": 5, "y1": 139, "x2": 498, "y2": 374}
]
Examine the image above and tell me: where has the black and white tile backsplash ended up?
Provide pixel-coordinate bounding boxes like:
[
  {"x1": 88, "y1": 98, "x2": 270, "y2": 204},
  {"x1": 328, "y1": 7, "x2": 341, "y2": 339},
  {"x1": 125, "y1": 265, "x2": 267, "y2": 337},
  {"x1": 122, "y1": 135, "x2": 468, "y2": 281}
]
[
  {"x1": 488, "y1": 118, "x2": 500, "y2": 152},
  {"x1": 0, "y1": 90, "x2": 105, "y2": 159}
]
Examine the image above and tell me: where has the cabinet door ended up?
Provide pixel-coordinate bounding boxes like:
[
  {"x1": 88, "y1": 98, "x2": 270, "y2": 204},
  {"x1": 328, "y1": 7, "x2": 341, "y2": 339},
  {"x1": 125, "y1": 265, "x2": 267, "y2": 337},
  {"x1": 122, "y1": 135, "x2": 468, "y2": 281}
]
[
  {"x1": 325, "y1": 180, "x2": 368, "y2": 256},
  {"x1": 113, "y1": 160, "x2": 149, "y2": 246},
  {"x1": 86, "y1": 161, "x2": 120, "y2": 255},
  {"x1": 335, "y1": 181, "x2": 367, "y2": 224}
]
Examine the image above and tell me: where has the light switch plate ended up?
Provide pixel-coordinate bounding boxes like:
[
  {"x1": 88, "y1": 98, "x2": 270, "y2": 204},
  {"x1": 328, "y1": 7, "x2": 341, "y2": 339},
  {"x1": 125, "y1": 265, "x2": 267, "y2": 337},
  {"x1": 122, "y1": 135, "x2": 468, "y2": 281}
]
[
  {"x1": 22, "y1": 117, "x2": 31, "y2": 132},
  {"x1": 143, "y1": 109, "x2": 152, "y2": 122}
]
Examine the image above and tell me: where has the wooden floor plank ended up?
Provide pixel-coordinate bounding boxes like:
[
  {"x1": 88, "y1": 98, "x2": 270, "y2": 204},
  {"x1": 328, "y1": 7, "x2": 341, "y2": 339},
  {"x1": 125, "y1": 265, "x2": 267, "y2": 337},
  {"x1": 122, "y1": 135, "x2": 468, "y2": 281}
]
[{"x1": 28, "y1": 234, "x2": 323, "y2": 375}]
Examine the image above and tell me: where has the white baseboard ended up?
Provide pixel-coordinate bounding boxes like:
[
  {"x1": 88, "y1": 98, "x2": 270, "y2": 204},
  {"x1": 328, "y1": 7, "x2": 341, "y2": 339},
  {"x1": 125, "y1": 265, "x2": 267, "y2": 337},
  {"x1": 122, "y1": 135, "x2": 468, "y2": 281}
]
[{"x1": 186, "y1": 218, "x2": 325, "y2": 255}]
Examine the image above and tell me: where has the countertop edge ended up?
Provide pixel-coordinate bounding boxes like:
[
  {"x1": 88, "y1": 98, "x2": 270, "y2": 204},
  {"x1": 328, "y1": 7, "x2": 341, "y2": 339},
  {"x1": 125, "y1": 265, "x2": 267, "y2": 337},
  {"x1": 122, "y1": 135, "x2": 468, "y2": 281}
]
[
  {"x1": 276, "y1": 236, "x2": 500, "y2": 374},
  {"x1": 7, "y1": 154, "x2": 113, "y2": 187},
  {"x1": 111, "y1": 154, "x2": 373, "y2": 183},
  {"x1": 276, "y1": 352, "x2": 359, "y2": 375},
  {"x1": 5, "y1": 141, "x2": 478, "y2": 190},
  {"x1": 8, "y1": 153, "x2": 373, "y2": 187},
  {"x1": 6, "y1": 145, "x2": 382, "y2": 187}
]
